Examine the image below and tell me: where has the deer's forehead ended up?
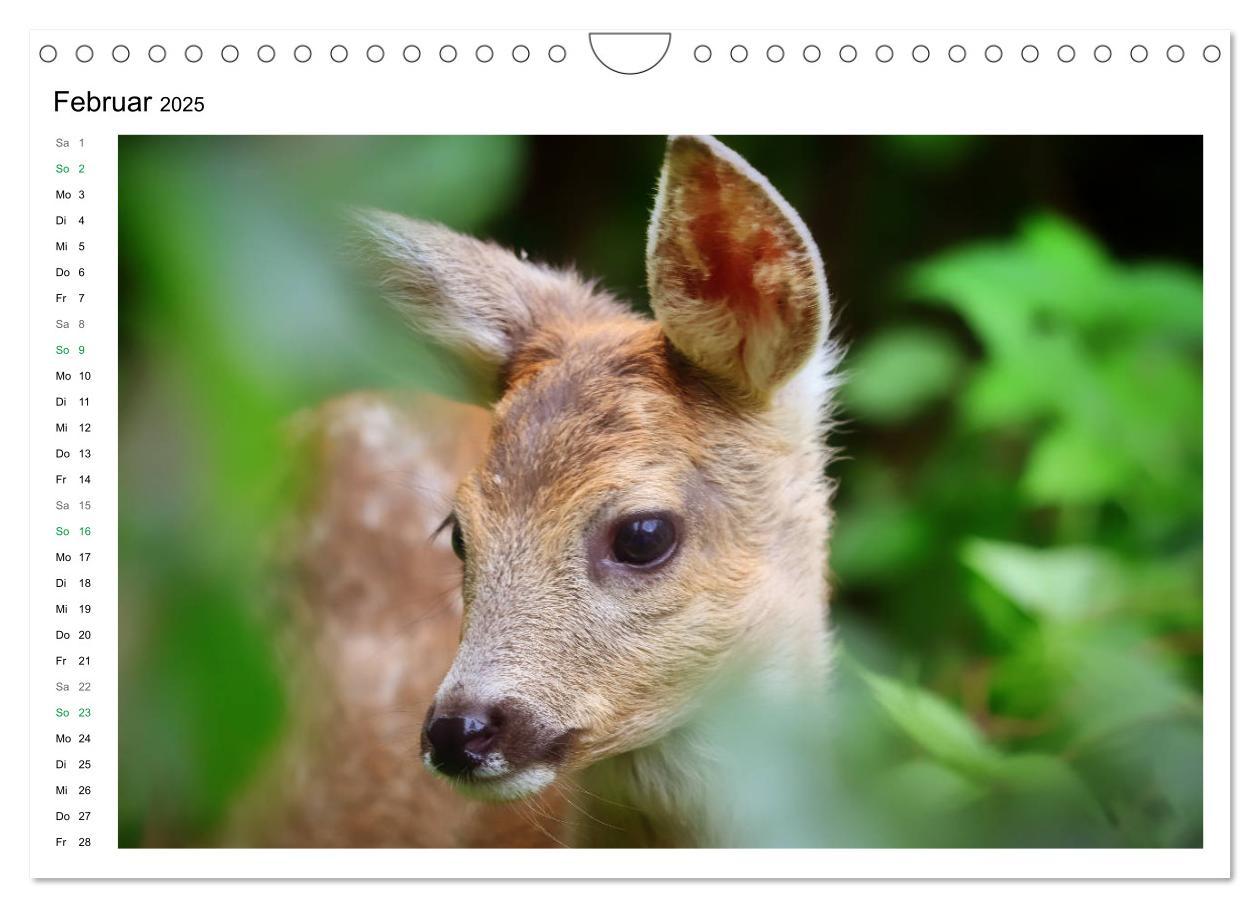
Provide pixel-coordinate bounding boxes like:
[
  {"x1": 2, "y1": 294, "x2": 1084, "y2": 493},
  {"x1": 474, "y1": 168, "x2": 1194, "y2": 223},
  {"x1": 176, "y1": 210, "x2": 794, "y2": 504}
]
[{"x1": 470, "y1": 339, "x2": 706, "y2": 512}]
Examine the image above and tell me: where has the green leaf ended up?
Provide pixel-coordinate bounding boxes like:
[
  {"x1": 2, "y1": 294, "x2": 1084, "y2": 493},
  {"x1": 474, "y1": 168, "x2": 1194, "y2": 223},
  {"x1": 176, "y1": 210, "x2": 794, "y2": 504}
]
[
  {"x1": 1021, "y1": 424, "x2": 1132, "y2": 504},
  {"x1": 985, "y1": 754, "x2": 1113, "y2": 845},
  {"x1": 960, "y1": 358, "x2": 1053, "y2": 427},
  {"x1": 843, "y1": 327, "x2": 965, "y2": 422},
  {"x1": 1073, "y1": 715, "x2": 1203, "y2": 847},
  {"x1": 1021, "y1": 214, "x2": 1109, "y2": 277},
  {"x1": 907, "y1": 212, "x2": 1200, "y2": 345},
  {"x1": 1061, "y1": 629, "x2": 1199, "y2": 740},
  {"x1": 1110, "y1": 263, "x2": 1202, "y2": 340},
  {"x1": 962, "y1": 539, "x2": 1126, "y2": 621},
  {"x1": 877, "y1": 758, "x2": 986, "y2": 814},
  {"x1": 858, "y1": 669, "x2": 1003, "y2": 776}
]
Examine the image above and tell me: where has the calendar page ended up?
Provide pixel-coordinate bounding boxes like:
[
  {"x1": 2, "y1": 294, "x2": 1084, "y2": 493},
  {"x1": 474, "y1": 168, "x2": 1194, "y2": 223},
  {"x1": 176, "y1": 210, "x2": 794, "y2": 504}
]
[{"x1": 21, "y1": 9, "x2": 1234, "y2": 886}]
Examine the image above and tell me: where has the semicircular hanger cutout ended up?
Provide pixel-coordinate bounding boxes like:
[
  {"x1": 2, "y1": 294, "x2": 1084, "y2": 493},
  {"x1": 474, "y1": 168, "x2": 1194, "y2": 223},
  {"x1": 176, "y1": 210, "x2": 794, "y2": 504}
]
[{"x1": 588, "y1": 32, "x2": 672, "y2": 74}]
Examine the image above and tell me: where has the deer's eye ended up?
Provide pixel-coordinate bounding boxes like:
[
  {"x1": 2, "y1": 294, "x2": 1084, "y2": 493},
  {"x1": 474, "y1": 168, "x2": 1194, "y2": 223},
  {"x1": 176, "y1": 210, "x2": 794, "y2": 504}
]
[
  {"x1": 610, "y1": 514, "x2": 677, "y2": 568},
  {"x1": 449, "y1": 517, "x2": 467, "y2": 561}
]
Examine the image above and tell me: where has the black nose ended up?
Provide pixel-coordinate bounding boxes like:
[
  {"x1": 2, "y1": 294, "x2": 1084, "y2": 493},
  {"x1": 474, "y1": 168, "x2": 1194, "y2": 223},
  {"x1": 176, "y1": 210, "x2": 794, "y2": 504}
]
[{"x1": 425, "y1": 712, "x2": 498, "y2": 776}]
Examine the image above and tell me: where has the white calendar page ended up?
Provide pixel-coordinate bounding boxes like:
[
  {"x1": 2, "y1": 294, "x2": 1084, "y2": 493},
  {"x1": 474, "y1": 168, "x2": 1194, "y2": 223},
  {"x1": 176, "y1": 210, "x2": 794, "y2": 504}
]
[{"x1": 10, "y1": 0, "x2": 1246, "y2": 894}]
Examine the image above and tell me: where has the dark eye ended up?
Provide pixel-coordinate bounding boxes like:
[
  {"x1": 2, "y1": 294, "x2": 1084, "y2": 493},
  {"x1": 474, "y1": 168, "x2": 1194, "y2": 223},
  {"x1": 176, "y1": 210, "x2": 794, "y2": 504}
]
[
  {"x1": 611, "y1": 514, "x2": 678, "y2": 568},
  {"x1": 449, "y1": 517, "x2": 466, "y2": 561}
]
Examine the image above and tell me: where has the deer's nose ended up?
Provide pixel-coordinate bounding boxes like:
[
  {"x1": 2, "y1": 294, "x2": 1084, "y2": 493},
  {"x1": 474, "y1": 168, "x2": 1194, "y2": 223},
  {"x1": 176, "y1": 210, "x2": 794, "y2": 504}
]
[{"x1": 424, "y1": 711, "x2": 498, "y2": 776}]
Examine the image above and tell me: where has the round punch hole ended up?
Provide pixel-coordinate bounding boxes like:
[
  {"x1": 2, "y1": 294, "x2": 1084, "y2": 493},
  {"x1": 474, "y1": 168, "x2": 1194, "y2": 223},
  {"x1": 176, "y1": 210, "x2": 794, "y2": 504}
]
[
  {"x1": 912, "y1": 44, "x2": 929, "y2": 62},
  {"x1": 839, "y1": 44, "x2": 857, "y2": 62},
  {"x1": 1094, "y1": 44, "x2": 1112, "y2": 62},
  {"x1": 803, "y1": 44, "x2": 821, "y2": 63},
  {"x1": 548, "y1": 44, "x2": 566, "y2": 62},
  {"x1": 330, "y1": 44, "x2": 348, "y2": 63},
  {"x1": 694, "y1": 44, "x2": 711, "y2": 62},
  {"x1": 767, "y1": 44, "x2": 785, "y2": 62},
  {"x1": 511, "y1": 44, "x2": 529, "y2": 62},
  {"x1": 1130, "y1": 44, "x2": 1148, "y2": 62},
  {"x1": 148, "y1": 44, "x2": 166, "y2": 63},
  {"x1": 1021, "y1": 44, "x2": 1039, "y2": 63},
  {"x1": 1203, "y1": 44, "x2": 1221, "y2": 62},
  {"x1": 112, "y1": 45, "x2": 130, "y2": 63},
  {"x1": 1167, "y1": 44, "x2": 1184, "y2": 63},
  {"x1": 75, "y1": 44, "x2": 93, "y2": 63},
  {"x1": 221, "y1": 44, "x2": 239, "y2": 62},
  {"x1": 403, "y1": 44, "x2": 421, "y2": 62},
  {"x1": 876, "y1": 44, "x2": 893, "y2": 62},
  {"x1": 476, "y1": 44, "x2": 493, "y2": 62},
  {"x1": 294, "y1": 44, "x2": 312, "y2": 62},
  {"x1": 1058, "y1": 44, "x2": 1075, "y2": 62},
  {"x1": 257, "y1": 44, "x2": 275, "y2": 63},
  {"x1": 948, "y1": 44, "x2": 966, "y2": 62},
  {"x1": 985, "y1": 44, "x2": 1003, "y2": 62},
  {"x1": 439, "y1": 44, "x2": 457, "y2": 62},
  {"x1": 367, "y1": 44, "x2": 385, "y2": 62},
  {"x1": 730, "y1": 44, "x2": 748, "y2": 62},
  {"x1": 38, "y1": 45, "x2": 56, "y2": 63},
  {"x1": 185, "y1": 44, "x2": 203, "y2": 62}
]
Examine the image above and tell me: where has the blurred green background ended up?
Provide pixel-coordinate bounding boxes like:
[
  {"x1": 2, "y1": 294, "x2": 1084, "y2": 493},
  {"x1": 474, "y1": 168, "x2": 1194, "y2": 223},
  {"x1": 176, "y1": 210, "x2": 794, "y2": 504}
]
[{"x1": 119, "y1": 135, "x2": 1203, "y2": 848}]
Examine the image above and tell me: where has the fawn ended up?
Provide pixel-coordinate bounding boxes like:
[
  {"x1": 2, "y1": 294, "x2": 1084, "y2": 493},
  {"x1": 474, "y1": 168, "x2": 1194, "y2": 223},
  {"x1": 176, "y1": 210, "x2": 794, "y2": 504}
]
[{"x1": 228, "y1": 135, "x2": 838, "y2": 848}]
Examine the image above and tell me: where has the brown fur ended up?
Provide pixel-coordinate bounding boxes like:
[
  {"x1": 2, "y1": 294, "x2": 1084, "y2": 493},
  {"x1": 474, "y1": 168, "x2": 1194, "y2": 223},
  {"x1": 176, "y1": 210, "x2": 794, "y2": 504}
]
[{"x1": 223, "y1": 393, "x2": 566, "y2": 846}]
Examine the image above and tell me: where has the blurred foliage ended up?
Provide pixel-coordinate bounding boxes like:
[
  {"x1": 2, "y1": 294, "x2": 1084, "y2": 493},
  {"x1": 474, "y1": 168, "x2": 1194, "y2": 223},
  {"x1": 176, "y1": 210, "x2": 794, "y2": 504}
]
[
  {"x1": 118, "y1": 136, "x2": 1202, "y2": 848},
  {"x1": 818, "y1": 211, "x2": 1202, "y2": 848},
  {"x1": 118, "y1": 136, "x2": 529, "y2": 844}
]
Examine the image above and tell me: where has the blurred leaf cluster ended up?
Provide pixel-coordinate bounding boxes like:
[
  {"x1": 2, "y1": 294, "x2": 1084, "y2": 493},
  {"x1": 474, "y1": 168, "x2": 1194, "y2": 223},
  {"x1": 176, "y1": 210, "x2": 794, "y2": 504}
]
[
  {"x1": 806, "y1": 214, "x2": 1203, "y2": 847},
  {"x1": 119, "y1": 137, "x2": 531, "y2": 844},
  {"x1": 117, "y1": 136, "x2": 1202, "y2": 848}
]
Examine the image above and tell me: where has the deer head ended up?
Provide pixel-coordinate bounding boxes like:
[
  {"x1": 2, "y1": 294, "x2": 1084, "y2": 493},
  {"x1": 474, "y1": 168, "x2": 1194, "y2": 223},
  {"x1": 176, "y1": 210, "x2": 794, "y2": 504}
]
[{"x1": 357, "y1": 136, "x2": 837, "y2": 802}]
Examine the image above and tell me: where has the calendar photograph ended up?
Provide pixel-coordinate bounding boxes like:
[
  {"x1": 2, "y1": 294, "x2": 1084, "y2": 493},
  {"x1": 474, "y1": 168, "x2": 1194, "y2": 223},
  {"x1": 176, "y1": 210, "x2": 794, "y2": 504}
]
[{"x1": 116, "y1": 133, "x2": 1204, "y2": 850}]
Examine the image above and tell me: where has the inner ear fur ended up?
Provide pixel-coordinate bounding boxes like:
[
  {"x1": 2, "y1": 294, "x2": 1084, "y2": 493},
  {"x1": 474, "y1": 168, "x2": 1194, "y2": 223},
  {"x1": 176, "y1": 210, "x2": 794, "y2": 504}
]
[{"x1": 647, "y1": 135, "x2": 830, "y2": 401}]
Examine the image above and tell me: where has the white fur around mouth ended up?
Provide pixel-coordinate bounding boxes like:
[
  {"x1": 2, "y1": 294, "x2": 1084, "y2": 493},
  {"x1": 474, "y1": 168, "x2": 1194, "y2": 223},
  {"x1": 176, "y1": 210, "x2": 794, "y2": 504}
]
[{"x1": 422, "y1": 751, "x2": 556, "y2": 801}]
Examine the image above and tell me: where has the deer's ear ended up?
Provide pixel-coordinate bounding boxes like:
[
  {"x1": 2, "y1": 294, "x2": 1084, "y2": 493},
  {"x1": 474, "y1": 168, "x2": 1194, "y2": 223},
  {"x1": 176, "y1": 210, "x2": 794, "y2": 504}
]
[
  {"x1": 354, "y1": 210, "x2": 553, "y2": 381},
  {"x1": 647, "y1": 136, "x2": 830, "y2": 401}
]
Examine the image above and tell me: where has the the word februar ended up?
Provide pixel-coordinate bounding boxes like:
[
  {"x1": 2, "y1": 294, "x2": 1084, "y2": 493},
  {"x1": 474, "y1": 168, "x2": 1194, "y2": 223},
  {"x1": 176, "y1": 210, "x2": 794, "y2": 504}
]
[{"x1": 54, "y1": 91, "x2": 153, "y2": 112}]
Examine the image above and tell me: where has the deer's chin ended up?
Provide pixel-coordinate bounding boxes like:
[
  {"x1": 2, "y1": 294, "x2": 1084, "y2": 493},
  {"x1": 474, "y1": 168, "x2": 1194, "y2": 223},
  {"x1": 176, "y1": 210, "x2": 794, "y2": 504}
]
[{"x1": 423, "y1": 751, "x2": 557, "y2": 802}]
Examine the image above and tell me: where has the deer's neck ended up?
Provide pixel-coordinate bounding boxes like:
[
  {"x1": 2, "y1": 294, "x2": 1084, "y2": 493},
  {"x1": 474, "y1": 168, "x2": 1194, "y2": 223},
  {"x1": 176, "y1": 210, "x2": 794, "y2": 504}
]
[
  {"x1": 570, "y1": 723, "x2": 717, "y2": 847},
  {"x1": 570, "y1": 612, "x2": 832, "y2": 848}
]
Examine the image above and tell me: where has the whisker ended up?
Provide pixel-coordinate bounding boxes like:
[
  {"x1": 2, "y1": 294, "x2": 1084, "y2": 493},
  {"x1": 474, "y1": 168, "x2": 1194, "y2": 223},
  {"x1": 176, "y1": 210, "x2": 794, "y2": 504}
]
[
  {"x1": 553, "y1": 780, "x2": 623, "y2": 832},
  {"x1": 558, "y1": 777, "x2": 637, "y2": 813},
  {"x1": 508, "y1": 799, "x2": 569, "y2": 848}
]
